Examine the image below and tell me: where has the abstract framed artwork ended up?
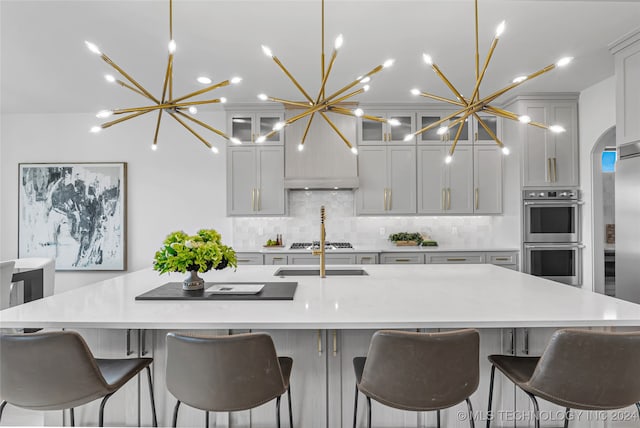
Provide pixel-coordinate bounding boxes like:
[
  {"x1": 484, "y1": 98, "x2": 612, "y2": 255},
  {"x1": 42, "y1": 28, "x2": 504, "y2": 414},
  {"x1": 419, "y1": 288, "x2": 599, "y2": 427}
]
[{"x1": 19, "y1": 162, "x2": 127, "y2": 271}]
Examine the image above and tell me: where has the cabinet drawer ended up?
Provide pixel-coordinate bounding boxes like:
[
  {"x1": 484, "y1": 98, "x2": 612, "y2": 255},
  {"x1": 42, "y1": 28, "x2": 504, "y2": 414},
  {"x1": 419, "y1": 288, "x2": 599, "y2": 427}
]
[
  {"x1": 264, "y1": 254, "x2": 288, "y2": 265},
  {"x1": 486, "y1": 252, "x2": 519, "y2": 266},
  {"x1": 235, "y1": 253, "x2": 263, "y2": 265},
  {"x1": 289, "y1": 254, "x2": 357, "y2": 265},
  {"x1": 426, "y1": 252, "x2": 485, "y2": 264},
  {"x1": 356, "y1": 254, "x2": 378, "y2": 264},
  {"x1": 380, "y1": 253, "x2": 425, "y2": 264}
]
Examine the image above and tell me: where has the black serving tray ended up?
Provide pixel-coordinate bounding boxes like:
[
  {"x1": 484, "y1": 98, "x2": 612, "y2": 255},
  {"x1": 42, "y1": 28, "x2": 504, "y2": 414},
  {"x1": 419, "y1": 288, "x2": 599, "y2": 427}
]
[{"x1": 135, "y1": 282, "x2": 297, "y2": 301}]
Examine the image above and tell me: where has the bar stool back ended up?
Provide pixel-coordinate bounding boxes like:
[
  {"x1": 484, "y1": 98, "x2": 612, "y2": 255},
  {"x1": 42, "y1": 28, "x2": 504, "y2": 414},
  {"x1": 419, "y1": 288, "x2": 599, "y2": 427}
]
[
  {"x1": 166, "y1": 332, "x2": 293, "y2": 427},
  {"x1": 354, "y1": 329, "x2": 479, "y2": 428},
  {"x1": 0, "y1": 260, "x2": 16, "y2": 311}
]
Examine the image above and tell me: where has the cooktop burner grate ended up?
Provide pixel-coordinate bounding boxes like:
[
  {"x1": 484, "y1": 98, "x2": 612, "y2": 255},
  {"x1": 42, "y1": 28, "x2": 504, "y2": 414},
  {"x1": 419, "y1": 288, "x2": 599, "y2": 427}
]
[{"x1": 289, "y1": 242, "x2": 353, "y2": 250}]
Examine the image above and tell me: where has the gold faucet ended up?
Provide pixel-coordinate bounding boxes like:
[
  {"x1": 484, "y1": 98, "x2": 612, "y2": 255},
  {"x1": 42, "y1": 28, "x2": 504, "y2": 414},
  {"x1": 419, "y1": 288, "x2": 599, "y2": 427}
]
[{"x1": 312, "y1": 205, "x2": 326, "y2": 278}]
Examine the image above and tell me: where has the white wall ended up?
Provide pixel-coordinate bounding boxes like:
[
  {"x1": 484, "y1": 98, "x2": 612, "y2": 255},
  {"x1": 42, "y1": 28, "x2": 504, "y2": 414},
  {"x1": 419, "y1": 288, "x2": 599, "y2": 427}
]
[
  {"x1": 578, "y1": 76, "x2": 616, "y2": 292},
  {"x1": 1, "y1": 111, "x2": 231, "y2": 293}
]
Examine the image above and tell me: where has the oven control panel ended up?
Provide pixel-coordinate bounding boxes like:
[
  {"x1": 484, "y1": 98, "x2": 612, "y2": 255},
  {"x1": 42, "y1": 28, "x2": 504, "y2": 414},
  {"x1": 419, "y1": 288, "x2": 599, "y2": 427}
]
[{"x1": 523, "y1": 189, "x2": 579, "y2": 200}]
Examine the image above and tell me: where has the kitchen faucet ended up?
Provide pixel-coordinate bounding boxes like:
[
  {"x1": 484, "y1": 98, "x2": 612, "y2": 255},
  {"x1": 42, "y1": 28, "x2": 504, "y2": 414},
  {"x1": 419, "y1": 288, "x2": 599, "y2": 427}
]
[{"x1": 312, "y1": 206, "x2": 326, "y2": 278}]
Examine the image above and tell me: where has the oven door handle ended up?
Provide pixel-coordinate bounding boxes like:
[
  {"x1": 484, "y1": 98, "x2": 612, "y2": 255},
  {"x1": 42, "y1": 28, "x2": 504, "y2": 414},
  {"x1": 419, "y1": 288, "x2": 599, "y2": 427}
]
[
  {"x1": 525, "y1": 244, "x2": 585, "y2": 249},
  {"x1": 523, "y1": 201, "x2": 583, "y2": 206}
]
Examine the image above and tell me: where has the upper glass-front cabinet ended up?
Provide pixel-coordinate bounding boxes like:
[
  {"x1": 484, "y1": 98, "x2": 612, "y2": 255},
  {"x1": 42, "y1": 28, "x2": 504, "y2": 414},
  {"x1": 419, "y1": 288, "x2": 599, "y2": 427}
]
[
  {"x1": 474, "y1": 114, "x2": 500, "y2": 145},
  {"x1": 359, "y1": 112, "x2": 415, "y2": 145},
  {"x1": 228, "y1": 112, "x2": 284, "y2": 145}
]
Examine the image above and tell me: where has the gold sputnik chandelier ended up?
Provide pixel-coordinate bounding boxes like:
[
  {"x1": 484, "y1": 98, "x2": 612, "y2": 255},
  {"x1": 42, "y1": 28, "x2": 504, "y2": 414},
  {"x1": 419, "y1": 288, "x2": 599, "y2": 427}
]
[
  {"x1": 406, "y1": 0, "x2": 573, "y2": 163},
  {"x1": 85, "y1": 0, "x2": 242, "y2": 153},
  {"x1": 256, "y1": 0, "x2": 396, "y2": 154}
]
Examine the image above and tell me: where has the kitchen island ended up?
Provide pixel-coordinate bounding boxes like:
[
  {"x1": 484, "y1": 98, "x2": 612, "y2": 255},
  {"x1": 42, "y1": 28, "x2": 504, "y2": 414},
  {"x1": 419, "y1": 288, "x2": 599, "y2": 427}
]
[{"x1": 2, "y1": 264, "x2": 640, "y2": 427}]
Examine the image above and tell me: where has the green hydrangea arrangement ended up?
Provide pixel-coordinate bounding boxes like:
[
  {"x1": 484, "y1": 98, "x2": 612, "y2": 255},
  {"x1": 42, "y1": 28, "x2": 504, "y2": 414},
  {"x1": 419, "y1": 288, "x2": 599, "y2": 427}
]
[{"x1": 153, "y1": 229, "x2": 237, "y2": 274}]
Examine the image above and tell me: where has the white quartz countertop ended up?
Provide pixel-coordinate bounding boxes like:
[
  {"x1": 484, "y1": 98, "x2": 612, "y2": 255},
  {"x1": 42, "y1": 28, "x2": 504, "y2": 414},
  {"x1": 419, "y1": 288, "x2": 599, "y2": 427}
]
[
  {"x1": 239, "y1": 246, "x2": 519, "y2": 253},
  {"x1": 2, "y1": 264, "x2": 639, "y2": 330}
]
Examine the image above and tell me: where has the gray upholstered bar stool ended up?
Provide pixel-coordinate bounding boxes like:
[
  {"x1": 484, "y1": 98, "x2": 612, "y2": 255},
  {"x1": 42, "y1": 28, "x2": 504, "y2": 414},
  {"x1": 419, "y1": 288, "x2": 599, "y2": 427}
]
[
  {"x1": 166, "y1": 332, "x2": 293, "y2": 428},
  {"x1": 353, "y1": 329, "x2": 480, "y2": 428},
  {"x1": 0, "y1": 331, "x2": 157, "y2": 427},
  {"x1": 487, "y1": 329, "x2": 640, "y2": 428}
]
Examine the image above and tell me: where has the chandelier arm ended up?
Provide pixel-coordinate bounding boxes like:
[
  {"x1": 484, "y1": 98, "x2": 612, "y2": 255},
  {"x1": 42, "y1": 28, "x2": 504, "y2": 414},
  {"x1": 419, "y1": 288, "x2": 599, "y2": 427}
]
[
  {"x1": 160, "y1": 54, "x2": 174, "y2": 103},
  {"x1": 153, "y1": 110, "x2": 163, "y2": 145},
  {"x1": 316, "y1": 49, "x2": 338, "y2": 104},
  {"x1": 111, "y1": 99, "x2": 223, "y2": 115},
  {"x1": 100, "y1": 54, "x2": 160, "y2": 104},
  {"x1": 319, "y1": 112, "x2": 353, "y2": 149},
  {"x1": 326, "y1": 88, "x2": 365, "y2": 107},
  {"x1": 170, "y1": 80, "x2": 231, "y2": 104},
  {"x1": 413, "y1": 107, "x2": 469, "y2": 137},
  {"x1": 473, "y1": 113, "x2": 504, "y2": 147},
  {"x1": 272, "y1": 56, "x2": 315, "y2": 103},
  {"x1": 470, "y1": 37, "x2": 499, "y2": 103},
  {"x1": 168, "y1": 112, "x2": 213, "y2": 149},
  {"x1": 430, "y1": 62, "x2": 467, "y2": 105},
  {"x1": 266, "y1": 97, "x2": 312, "y2": 108},
  {"x1": 478, "y1": 63, "x2": 556, "y2": 107},
  {"x1": 100, "y1": 110, "x2": 153, "y2": 129},
  {"x1": 483, "y1": 105, "x2": 550, "y2": 130},
  {"x1": 448, "y1": 110, "x2": 473, "y2": 156},
  {"x1": 419, "y1": 92, "x2": 466, "y2": 107},
  {"x1": 300, "y1": 113, "x2": 316, "y2": 148},
  {"x1": 175, "y1": 111, "x2": 231, "y2": 140},
  {"x1": 114, "y1": 80, "x2": 156, "y2": 101},
  {"x1": 324, "y1": 64, "x2": 384, "y2": 103}
]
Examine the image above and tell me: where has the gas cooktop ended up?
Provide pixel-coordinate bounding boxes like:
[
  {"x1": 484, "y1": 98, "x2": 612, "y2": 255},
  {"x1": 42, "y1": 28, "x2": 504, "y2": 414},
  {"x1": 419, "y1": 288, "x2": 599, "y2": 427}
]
[{"x1": 289, "y1": 242, "x2": 354, "y2": 250}]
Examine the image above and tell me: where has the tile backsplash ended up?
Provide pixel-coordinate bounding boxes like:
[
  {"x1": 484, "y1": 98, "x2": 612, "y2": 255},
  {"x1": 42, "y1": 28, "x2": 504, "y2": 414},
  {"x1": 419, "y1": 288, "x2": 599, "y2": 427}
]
[{"x1": 231, "y1": 190, "x2": 509, "y2": 249}]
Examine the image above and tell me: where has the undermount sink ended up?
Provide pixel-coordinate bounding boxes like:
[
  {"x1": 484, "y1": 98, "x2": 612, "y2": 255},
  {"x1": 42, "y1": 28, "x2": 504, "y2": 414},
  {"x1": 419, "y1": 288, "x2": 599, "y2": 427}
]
[{"x1": 274, "y1": 268, "x2": 368, "y2": 277}]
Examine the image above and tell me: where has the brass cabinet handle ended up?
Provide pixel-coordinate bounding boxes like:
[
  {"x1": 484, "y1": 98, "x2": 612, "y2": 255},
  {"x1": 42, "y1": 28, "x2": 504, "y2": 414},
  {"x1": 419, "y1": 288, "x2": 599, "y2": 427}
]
[
  {"x1": 332, "y1": 330, "x2": 337, "y2": 357},
  {"x1": 442, "y1": 188, "x2": 446, "y2": 210},
  {"x1": 361, "y1": 256, "x2": 372, "y2": 261},
  {"x1": 553, "y1": 157, "x2": 558, "y2": 183},
  {"x1": 388, "y1": 188, "x2": 392, "y2": 211},
  {"x1": 447, "y1": 258, "x2": 467, "y2": 262},
  {"x1": 495, "y1": 257, "x2": 510, "y2": 261},
  {"x1": 475, "y1": 131, "x2": 478, "y2": 142},
  {"x1": 383, "y1": 188, "x2": 388, "y2": 211},
  {"x1": 256, "y1": 188, "x2": 261, "y2": 211},
  {"x1": 317, "y1": 330, "x2": 323, "y2": 356},
  {"x1": 475, "y1": 188, "x2": 479, "y2": 210},
  {"x1": 395, "y1": 258, "x2": 411, "y2": 262},
  {"x1": 237, "y1": 259, "x2": 251, "y2": 263},
  {"x1": 251, "y1": 188, "x2": 256, "y2": 211},
  {"x1": 272, "y1": 257, "x2": 284, "y2": 260},
  {"x1": 447, "y1": 188, "x2": 451, "y2": 210},
  {"x1": 547, "y1": 158, "x2": 552, "y2": 182}
]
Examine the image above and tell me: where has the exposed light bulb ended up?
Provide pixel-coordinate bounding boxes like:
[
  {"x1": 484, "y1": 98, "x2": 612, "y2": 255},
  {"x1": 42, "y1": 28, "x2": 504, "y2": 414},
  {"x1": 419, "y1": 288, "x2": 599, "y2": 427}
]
[
  {"x1": 197, "y1": 76, "x2": 212, "y2": 84},
  {"x1": 354, "y1": 108, "x2": 364, "y2": 117},
  {"x1": 363, "y1": 85, "x2": 370, "y2": 92},
  {"x1": 168, "y1": 39, "x2": 176, "y2": 54},
  {"x1": 104, "y1": 74, "x2": 116, "y2": 83},
  {"x1": 410, "y1": 88, "x2": 421, "y2": 96},
  {"x1": 85, "y1": 41, "x2": 101, "y2": 55},
  {"x1": 423, "y1": 54, "x2": 433, "y2": 65},
  {"x1": 230, "y1": 76, "x2": 242, "y2": 84},
  {"x1": 549, "y1": 125, "x2": 566, "y2": 133},
  {"x1": 404, "y1": 134, "x2": 414, "y2": 142},
  {"x1": 90, "y1": 126, "x2": 102, "y2": 133},
  {"x1": 512, "y1": 75, "x2": 527, "y2": 83},
  {"x1": 388, "y1": 119, "x2": 401, "y2": 127},
  {"x1": 220, "y1": 97, "x2": 227, "y2": 103},
  {"x1": 230, "y1": 137, "x2": 242, "y2": 145},
  {"x1": 256, "y1": 136, "x2": 266, "y2": 143},
  {"x1": 445, "y1": 155, "x2": 453, "y2": 164},
  {"x1": 518, "y1": 115, "x2": 532, "y2": 124},
  {"x1": 351, "y1": 147, "x2": 358, "y2": 155},
  {"x1": 334, "y1": 34, "x2": 344, "y2": 50},
  {"x1": 261, "y1": 45, "x2": 273, "y2": 57},
  {"x1": 297, "y1": 144, "x2": 304, "y2": 152},
  {"x1": 383, "y1": 59, "x2": 395, "y2": 68},
  {"x1": 151, "y1": 144, "x2": 158, "y2": 151},
  {"x1": 360, "y1": 76, "x2": 371, "y2": 84},
  {"x1": 273, "y1": 121, "x2": 285, "y2": 131},
  {"x1": 96, "y1": 110, "x2": 113, "y2": 119},
  {"x1": 437, "y1": 126, "x2": 449, "y2": 135},
  {"x1": 495, "y1": 20, "x2": 506, "y2": 38},
  {"x1": 257, "y1": 93, "x2": 268, "y2": 101},
  {"x1": 502, "y1": 146, "x2": 510, "y2": 155},
  {"x1": 211, "y1": 146, "x2": 219, "y2": 154},
  {"x1": 556, "y1": 57, "x2": 573, "y2": 67},
  {"x1": 188, "y1": 106, "x2": 198, "y2": 114}
]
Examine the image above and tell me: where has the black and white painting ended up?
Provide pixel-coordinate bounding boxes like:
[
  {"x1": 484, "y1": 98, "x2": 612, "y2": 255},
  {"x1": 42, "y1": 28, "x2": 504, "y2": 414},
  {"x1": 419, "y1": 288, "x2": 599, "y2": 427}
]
[{"x1": 19, "y1": 163, "x2": 126, "y2": 271}]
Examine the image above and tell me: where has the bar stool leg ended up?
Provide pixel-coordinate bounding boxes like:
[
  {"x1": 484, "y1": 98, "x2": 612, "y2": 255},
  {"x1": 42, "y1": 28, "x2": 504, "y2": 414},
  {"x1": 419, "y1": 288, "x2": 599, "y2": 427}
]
[
  {"x1": 525, "y1": 393, "x2": 541, "y2": 428},
  {"x1": 287, "y1": 386, "x2": 293, "y2": 428},
  {"x1": 437, "y1": 409, "x2": 441, "y2": 428},
  {"x1": 172, "y1": 400, "x2": 181, "y2": 428},
  {"x1": 563, "y1": 408, "x2": 570, "y2": 428},
  {"x1": 205, "y1": 411, "x2": 209, "y2": 427},
  {"x1": 70, "y1": 408, "x2": 75, "y2": 427},
  {"x1": 486, "y1": 364, "x2": 496, "y2": 428},
  {"x1": 276, "y1": 395, "x2": 282, "y2": 428},
  {"x1": 0, "y1": 401, "x2": 7, "y2": 423},
  {"x1": 466, "y1": 398, "x2": 475, "y2": 428},
  {"x1": 146, "y1": 366, "x2": 158, "y2": 427},
  {"x1": 636, "y1": 403, "x2": 640, "y2": 419},
  {"x1": 366, "y1": 396, "x2": 372, "y2": 428},
  {"x1": 98, "y1": 393, "x2": 114, "y2": 427},
  {"x1": 353, "y1": 385, "x2": 358, "y2": 428}
]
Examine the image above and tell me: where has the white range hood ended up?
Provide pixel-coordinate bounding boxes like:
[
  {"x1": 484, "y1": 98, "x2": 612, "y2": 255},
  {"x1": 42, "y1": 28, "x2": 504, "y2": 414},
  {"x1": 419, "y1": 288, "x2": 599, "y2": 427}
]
[{"x1": 284, "y1": 110, "x2": 359, "y2": 190}]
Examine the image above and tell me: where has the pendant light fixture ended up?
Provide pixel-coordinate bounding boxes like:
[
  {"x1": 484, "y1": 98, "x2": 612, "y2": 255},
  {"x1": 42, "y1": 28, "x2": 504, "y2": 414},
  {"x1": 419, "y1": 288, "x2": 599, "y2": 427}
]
[
  {"x1": 256, "y1": 0, "x2": 396, "y2": 154},
  {"x1": 406, "y1": 0, "x2": 573, "y2": 163},
  {"x1": 86, "y1": 0, "x2": 242, "y2": 153}
]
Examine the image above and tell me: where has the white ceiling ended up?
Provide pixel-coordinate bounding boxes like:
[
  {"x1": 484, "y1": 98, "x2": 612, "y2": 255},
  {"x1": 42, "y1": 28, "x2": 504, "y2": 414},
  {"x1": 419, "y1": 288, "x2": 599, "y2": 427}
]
[{"x1": 2, "y1": 0, "x2": 640, "y2": 114}]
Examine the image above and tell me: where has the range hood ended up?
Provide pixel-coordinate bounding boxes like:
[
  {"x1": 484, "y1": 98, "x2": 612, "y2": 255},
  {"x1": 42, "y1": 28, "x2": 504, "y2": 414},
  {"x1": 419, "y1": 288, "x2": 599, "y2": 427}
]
[{"x1": 284, "y1": 110, "x2": 359, "y2": 190}]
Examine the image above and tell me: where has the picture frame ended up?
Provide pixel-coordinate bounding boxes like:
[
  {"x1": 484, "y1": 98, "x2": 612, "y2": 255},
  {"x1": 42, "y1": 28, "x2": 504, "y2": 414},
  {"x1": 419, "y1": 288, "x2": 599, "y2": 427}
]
[{"x1": 18, "y1": 162, "x2": 127, "y2": 271}]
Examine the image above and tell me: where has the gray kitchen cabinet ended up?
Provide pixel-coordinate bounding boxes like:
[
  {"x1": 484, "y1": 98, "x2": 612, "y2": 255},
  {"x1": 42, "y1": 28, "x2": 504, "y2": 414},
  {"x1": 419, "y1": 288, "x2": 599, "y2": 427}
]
[
  {"x1": 474, "y1": 145, "x2": 503, "y2": 214},
  {"x1": 227, "y1": 146, "x2": 285, "y2": 216},
  {"x1": 426, "y1": 252, "x2": 485, "y2": 264},
  {"x1": 417, "y1": 110, "x2": 454, "y2": 144},
  {"x1": 486, "y1": 251, "x2": 519, "y2": 271},
  {"x1": 227, "y1": 110, "x2": 284, "y2": 145},
  {"x1": 356, "y1": 145, "x2": 417, "y2": 215},
  {"x1": 358, "y1": 111, "x2": 415, "y2": 144},
  {"x1": 235, "y1": 252, "x2": 263, "y2": 265},
  {"x1": 356, "y1": 254, "x2": 378, "y2": 264},
  {"x1": 380, "y1": 252, "x2": 425, "y2": 264},
  {"x1": 418, "y1": 146, "x2": 473, "y2": 214},
  {"x1": 289, "y1": 254, "x2": 357, "y2": 265},
  {"x1": 610, "y1": 28, "x2": 640, "y2": 148},
  {"x1": 473, "y1": 113, "x2": 501, "y2": 145},
  {"x1": 508, "y1": 95, "x2": 579, "y2": 188},
  {"x1": 264, "y1": 254, "x2": 288, "y2": 265}
]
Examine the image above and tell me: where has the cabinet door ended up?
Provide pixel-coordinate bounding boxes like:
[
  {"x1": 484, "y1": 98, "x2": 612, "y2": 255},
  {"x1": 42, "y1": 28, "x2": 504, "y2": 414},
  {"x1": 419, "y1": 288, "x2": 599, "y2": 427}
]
[
  {"x1": 235, "y1": 253, "x2": 264, "y2": 265},
  {"x1": 522, "y1": 105, "x2": 551, "y2": 187},
  {"x1": 356, "y1": 254, "x2": 378, "y2": 264},
  {"x1": 448, "y1": 115, "x2": 472, "y2": 145},
  {"x1": 387, "y1": 146, "x2": 417, "y2": 214},
  {"x1": 474, "y1": 146, "x2": 503, "y2": 214},
  {"x1": 418, "y1": 146, "x2": 447, "y2": 213},
  {"x1": 289, "y1": 254, "x2": 356, "y2": 265},
  {"x1": 257, "y1": 113, "x2": 284, "y2": 145},
  {"x1": 356, "y1": 146, "x2": 388, "y2": 214},
  {"x1": 388, "y1": 113, "x2": 415, "y2": 144},
  {"x1": 230, "y1": 115, "x2": 255, "y2": 144},
  {"x1": 359, "y1": 114, "x2": 386, "y2": 145},
  {"x1": 227, "y1": 147, "x2": 257, "y2": 215},
  {"x1": 474, "y1": 115, "x2": 500, "y2": 145},
  {"x1": 426, "y1": 252, "x2": 485, "y2": 264},
  {"x1": 446, "y1": 146, "x2": 474, "y2": 213},
  {"x1": 549, "y1": 104, "x2": 578, "y2": 187},
  {"x1": 417, "y1": 112, "x2": 449, "y2": 144},
  {"x1": 265, "y1": 254, "x2": 288, "y2": 265},
  {"x1": 256, "y1": 146, "x2": 285, "y2": 215},
  {"x1": 380, "y1": 253, "x2": 425, "y2": 264}
]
